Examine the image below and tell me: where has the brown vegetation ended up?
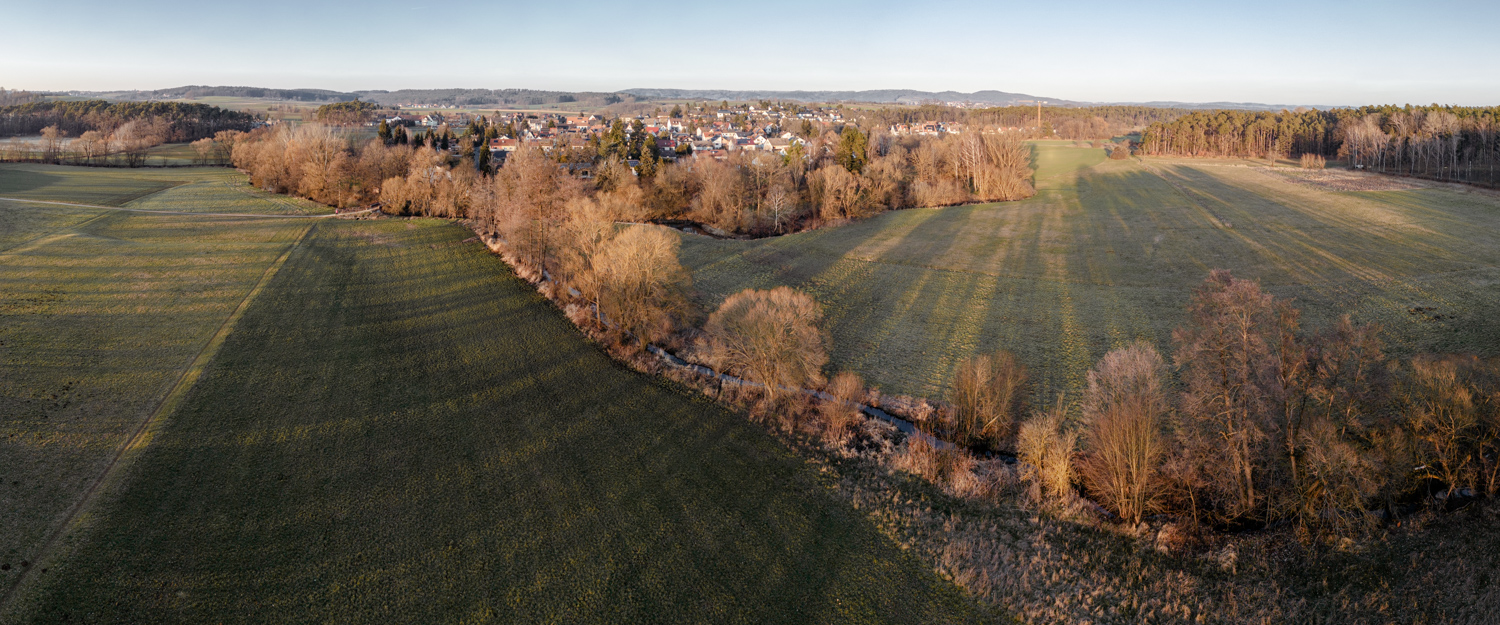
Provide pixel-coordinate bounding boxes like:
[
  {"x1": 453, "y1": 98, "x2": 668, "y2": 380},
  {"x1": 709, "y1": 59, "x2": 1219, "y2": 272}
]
[
  {"x1": 704, "y1": 287, "x2": 829, "y2": 403},
  {"x1": 1017, "y1": 399, "x2": 1076, "y2": 505},
  {"x1": 949, "y1": 351, "x2": 1028, "y2": 449},
  {"x1": 1077, "y1": 342, "x2": 1168, "y2": 525}
]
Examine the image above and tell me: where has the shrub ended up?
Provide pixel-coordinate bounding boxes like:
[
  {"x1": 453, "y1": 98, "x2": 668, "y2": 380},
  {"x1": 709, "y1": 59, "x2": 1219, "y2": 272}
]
[
  {"x1": 705, "y1": 287, "x2": 829, "y2": 404},
  {"x1": 892, "y1": 436, "x2": 991, "y2": 499},
  {"x1": 1299, "y1": 153, "x2": 1326, "y2": 169},
  {"x1": 590, "y1": 226, "x2": 695, "y2": 346},
  {"x1": 820, "y1": 371, "x2": 865, "y2": 443},
  {"x1": 1018, "y1": 400, "x2": 1076, "y2": 504},
  {"x1": 1077, "y1": 342, "x2": 1168, "y2": 525},
  {"x1": 950, "y1": 351, "x2": 1028, "y2": 450},
  {"x1": 1404, "y1": 355, "x2": 1499, "y2": 496}
]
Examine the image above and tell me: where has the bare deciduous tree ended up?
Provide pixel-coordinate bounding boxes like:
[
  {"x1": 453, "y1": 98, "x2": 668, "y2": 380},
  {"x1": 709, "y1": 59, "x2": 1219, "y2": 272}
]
[
  {"x1": 1078, "y1": 342, "x2": 1168, "y2": 525},
  {"x1": 950, "y1": 351, "x2": 1028, "y2": 449},
  {"x1": 705, "y1": 287, "x2": 829, "y2": 403}
]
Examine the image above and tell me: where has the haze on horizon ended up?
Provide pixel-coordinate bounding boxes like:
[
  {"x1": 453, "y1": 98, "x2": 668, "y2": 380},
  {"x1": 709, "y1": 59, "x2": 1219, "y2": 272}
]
[{"x1": 3, "y1": 0, "x2": 1498, "y2": 106}]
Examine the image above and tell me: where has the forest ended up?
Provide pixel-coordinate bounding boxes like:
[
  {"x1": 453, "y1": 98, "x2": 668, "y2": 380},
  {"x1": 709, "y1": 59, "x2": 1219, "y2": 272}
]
[
  {"x1": 1141, "y1": 105, "x2": 1500, "y2": 186},
  {"x1": 0, "y1": 100, "x2": 255, "y2": 141},
  {"x1": 867, "y1": 104, "x2": 1195, "y2": 139}
]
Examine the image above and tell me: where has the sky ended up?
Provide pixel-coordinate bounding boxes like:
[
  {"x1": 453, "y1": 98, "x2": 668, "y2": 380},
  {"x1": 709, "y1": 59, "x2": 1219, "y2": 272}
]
[{"x1": 3, "y1": 0, "x2": 1497, "y2": 106}]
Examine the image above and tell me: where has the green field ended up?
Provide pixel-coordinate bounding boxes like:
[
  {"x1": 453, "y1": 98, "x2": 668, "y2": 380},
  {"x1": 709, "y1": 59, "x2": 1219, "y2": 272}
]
[
  {"x1": 0, "y1": 166, "x2": 319, "y2": 621},
  {"x1": 677, "y1": 144, "x2": 1500, "y2": 399},
  {"x1": 0, "y1": 165, "x2": 989, "y2": 623}
]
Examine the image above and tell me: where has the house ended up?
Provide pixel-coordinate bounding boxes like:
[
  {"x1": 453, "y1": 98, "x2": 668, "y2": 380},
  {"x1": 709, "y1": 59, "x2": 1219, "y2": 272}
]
[
  {"x1": 560, "y1": 163, "x2": 593, "y2": 178},
  {"x1": 421, "y1": 114, "x2": 445, "y2": 128},
  {"x1": 489, "y1": 137, "x2": 518, "y2": 152}
]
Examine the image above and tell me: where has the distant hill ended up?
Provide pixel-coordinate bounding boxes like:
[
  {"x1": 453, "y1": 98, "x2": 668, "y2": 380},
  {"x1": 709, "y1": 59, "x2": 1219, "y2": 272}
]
[
  {"x1": 56, "y1": 85, "x2": 1333, "y2": 111},
  {"x1": 91, "y1": 85, "x2": 359, "y2": 102},
  {"x1": 621, "y1": 88, "x2": 1074, "y2": 106},
  {"x1": 350, "y1": 89, "x2": 631, "y2": 108}
]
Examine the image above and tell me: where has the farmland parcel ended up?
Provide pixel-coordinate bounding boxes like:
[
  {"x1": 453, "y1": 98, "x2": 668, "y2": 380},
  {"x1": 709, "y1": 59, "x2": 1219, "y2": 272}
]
[
  {"x1": 0, "y1": 165, "x2": 988, "y2": 623},
  {"x1": 678, "y1": 144, "x2": 1500, "y2": 401}
]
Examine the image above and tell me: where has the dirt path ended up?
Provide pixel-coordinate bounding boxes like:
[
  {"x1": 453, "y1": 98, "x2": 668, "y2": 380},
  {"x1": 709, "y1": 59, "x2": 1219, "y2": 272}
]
[{"x1": 0, "y1": 196, "x2": 375, "y2": 218}]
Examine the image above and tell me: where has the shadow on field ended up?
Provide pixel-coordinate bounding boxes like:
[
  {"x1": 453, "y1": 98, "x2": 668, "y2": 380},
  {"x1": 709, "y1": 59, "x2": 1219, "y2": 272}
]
[{"x1": 16, "y1": 220, "x2": 993, "y2": 624}]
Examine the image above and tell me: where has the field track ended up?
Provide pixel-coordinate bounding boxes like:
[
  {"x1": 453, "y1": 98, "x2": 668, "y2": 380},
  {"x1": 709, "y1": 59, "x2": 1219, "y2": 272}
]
[{"x1": 0, "y1": 196, "x2": 374, "y2": 218}]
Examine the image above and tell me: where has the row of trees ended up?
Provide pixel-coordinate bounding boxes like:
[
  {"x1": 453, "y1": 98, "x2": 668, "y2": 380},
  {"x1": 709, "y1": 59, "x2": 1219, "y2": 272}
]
[
  {"x1": 315, "y1": 100, "x2": 380, "y2": 125},
  {"x1": 607, "y1": 127, "x2": 1035, "y2": 235},
  {"x1": 937, "y1": 270, "x2": 1499, "y2": 532},
  {"x1": 0, "y1": 121, "x2": 232, "y2": 166},
  {"x1": 0, "y1": 88, "x2": 36, "y2": 107},
  {"x1": 0, "y1": 100, "x2": 254, "y2": 141},
  {"x1": 230, "y1": 121, "x2": 1035, "y2": 236},
  {"x1": 864, "y1": 104, "x2": 1195, "y2": 140},
  {"x1": 1140, "y1": 105, "x2": 1500, "y2": 186}
]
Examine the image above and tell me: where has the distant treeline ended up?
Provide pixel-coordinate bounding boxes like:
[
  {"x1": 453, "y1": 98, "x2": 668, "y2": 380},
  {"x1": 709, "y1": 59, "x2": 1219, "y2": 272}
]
[
  {"x1": 115, "y1": 85, "x2": 356, "y2": 102},
  {"x1": 315, "y1": 100, "x2": 379, "y2": 125},
  {"x1": 865, "y1": 105, "x2": 1195, "y2": 139},
  {"x1": 0, "y1": 88, "x2": 37, "y2": 106},
  {"x1": 0, "y1": 100, "x2": 256, "y2": 141},
  {"x1": 356, "y1": 89, "x2": 633, "y2": 108},
  {"x1": 1141, "y1": 105, "x2": 1500, "y2": 186}
]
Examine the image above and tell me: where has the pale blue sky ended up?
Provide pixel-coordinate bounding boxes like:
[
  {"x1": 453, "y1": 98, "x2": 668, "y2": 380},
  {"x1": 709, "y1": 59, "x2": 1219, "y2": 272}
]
[{"x1": 3, "y1": 0, "x2": 1496, "y2": 105}]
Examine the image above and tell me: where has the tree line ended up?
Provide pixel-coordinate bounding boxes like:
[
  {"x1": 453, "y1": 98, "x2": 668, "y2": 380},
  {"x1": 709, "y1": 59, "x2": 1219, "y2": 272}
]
[
  {"x1": 229, "y1": 121, "x2": 1035, "y2": 235},
  {"x1": 920, "y1": 270, "x2": 1499, "y2": 535},
  {"x1": 315, "y1": 100, "x2": 379, "y2": 125},
  {"x1": 864, "y1": 104, "x2": 1196, "y2": 140},
  {"x1": 0, "y1": 88, "x2": 37, "y2": 107},
  {"x1": 1141, "y1": 105, "x2": 1500, "y2": 187},
  {"x1": 0, "y1": 100, "x2": 255, "y2": 141}
]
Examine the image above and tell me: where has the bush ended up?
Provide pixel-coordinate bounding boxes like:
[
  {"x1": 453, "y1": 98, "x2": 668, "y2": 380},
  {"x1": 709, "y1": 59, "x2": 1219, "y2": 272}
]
[
  {"x1": 705, "y1": 287, "x2": 829, "y2": 404},
  {"x1": 1404, "y1": 355, "x2": 1500, "y2": 496},
  {"x1": 950, "y1": 351, "x2": 1028, "y2": 450},
  {"x1": 820, "y1": 371, "x2": 865, "y2": 444},
  {"x1": 1018, "y1": 400, "x2": 1076, "y2": 504},
  {"x1": 1077, "y1": 342, "x2": 1168, "y2": 525},
  {"x1": 1299, "y1": 153, "x2": 1326, "y2": 169}
]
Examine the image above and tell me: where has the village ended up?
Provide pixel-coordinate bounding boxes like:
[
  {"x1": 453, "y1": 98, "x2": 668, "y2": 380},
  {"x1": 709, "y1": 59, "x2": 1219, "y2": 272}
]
[{"x1": 375, "y1": 102, "x2": 978, "y2": 170}]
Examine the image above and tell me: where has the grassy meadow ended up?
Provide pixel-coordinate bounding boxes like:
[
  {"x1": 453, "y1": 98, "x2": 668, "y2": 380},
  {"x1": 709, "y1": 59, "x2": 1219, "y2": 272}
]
[
  {"x1": 677, "y1": 144, "x2": 1500, "y2": 400},
  {"x1": 0, "y1": 165, "x2": 321, "y2": 618},
  {"x1": 1, "y1": 165, "x2": 992, "y2": 623}
]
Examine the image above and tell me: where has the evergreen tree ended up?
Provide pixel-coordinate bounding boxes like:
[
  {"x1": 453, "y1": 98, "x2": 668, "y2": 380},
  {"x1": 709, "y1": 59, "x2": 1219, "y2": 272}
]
[
  {"x1": 835, "y1": 126, "x2": 868, "y2": 174},
  {"x1": 638, "y1": 145, "x2": 658, "y2": 178},
  {"x1": 377, "y1": 119, "x2": 392, "y2": 143},
  {"x1": 670, "y1": 104, "x2": 683, "y2": 118},
  {"x1": 475, "y1": 144, "x2": 491, "y2": 174}
]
